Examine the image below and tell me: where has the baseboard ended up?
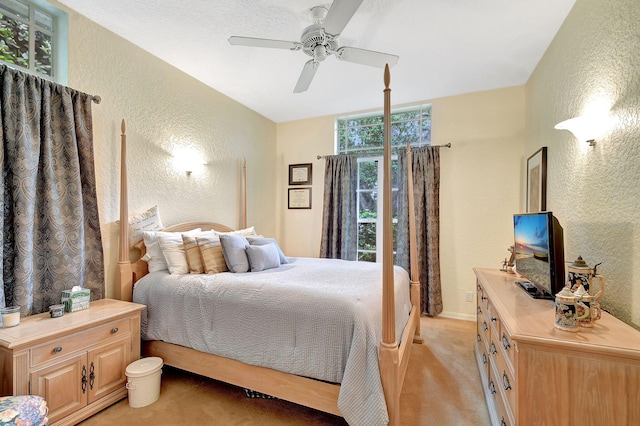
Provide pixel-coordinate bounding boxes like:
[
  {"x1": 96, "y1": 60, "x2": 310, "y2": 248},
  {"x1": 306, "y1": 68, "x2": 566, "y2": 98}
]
[{"x1": 437, "y1": 311, "x2": 476, "y2": 322}]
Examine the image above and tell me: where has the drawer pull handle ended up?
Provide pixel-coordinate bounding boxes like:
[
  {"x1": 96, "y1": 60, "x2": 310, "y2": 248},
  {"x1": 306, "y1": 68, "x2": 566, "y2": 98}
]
[
  {"x1": 477, "y1": 306, "x2": 482, "y2": 314},
  {"x1": 502, "y1": 333, "x2": 511, "y2": 351},
  {"x1": 111, "y1": 327, "x2": 119, "y2": 333},
  {"x1": 502, "y1": 371, "x2": 512, "y2": 391},
  {"x1": 53, "y1": 346, "x2": 63, "y2": 354},
  {"x1": 477, "y1": 284, "x2": 481, "y2": 291},
  {"x1": 82, "y1": 365, "x2": 87, "y2": 394},
  {"x1": 482, "y1": 353, "x2": 488, "y2": 365},
  {"x1": 490, "y1": 342, "x2": 498, "y2": 355},
  {"x1": 483, "y1": 321, "x2": 488, "y2": 332},
  {"x1": 477, "y1": 334, "x2": 481, "y2": 343},
  {"x1": 490, "y1": 316, "x2": 497, "y2": 322},
  {"x1": 488, "y1": 379, "x2": 496, "y2": 395},
  {"x1": 501, "y1": 417, "x2": 507, "y2": 426},
  {"x1": 481, "y1": 295, "x2": 488, "y2": 301},
  {"x1": 89, "y1": 362, "x2": 95, "y2": 390}
]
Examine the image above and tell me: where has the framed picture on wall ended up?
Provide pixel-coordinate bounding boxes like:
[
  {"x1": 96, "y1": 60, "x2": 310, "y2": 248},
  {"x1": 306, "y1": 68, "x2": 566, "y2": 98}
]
[
  {"x1": 288, "y1": 187, "x2": 312, "y2": 209},
  {"x1": 289, "y1": 163, "x2": 312, "y2": 185},
  {"x1": 526, "y1": 147, "x2": 547, "y2": 212}
]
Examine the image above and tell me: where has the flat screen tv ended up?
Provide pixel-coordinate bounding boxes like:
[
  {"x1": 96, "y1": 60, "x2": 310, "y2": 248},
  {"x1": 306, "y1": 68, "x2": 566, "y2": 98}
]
[{"x1": 513, "y1": 212, "x2": 565, "y2": 299}]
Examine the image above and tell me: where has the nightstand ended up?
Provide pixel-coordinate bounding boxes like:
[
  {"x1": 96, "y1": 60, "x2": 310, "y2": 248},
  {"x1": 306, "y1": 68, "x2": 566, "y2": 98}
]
[{"x1": 0, "y1": 299, "x2": 145, "y2": 425}]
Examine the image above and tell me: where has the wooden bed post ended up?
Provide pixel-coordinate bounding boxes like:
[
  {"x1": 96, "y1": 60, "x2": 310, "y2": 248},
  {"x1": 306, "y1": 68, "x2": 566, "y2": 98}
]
[
  {"x1": 117, "y1": 119, "x2": 133, "y2": 302},
  {"x1": 242, "y1": 157, "x2": 247, "y2": 229},
  {"x1": 379, "y1": 64, "x2": 400, "y2": 426}
]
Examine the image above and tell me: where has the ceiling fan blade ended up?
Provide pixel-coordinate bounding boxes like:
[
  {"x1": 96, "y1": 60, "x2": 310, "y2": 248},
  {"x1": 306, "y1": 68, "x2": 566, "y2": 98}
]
[
  {"x1": 336, "y1": 46, "x2": 399, "y2": 68},
  {"x1": 324, "y1": 0, "x2": 364, "y2": 36},
  {"x1": 228, "y1": 36, "x2": 301, "y2": 51},
  {"x1": 293, "y1": 60, "x2": 319, "y2": 93}
]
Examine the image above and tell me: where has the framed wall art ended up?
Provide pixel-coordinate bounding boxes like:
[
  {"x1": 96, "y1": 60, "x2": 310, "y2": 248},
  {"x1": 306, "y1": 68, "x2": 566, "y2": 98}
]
[
  {"x1": 289, "y1": 163, "x2": 312, "y2": 185},
  {"x1": 288, "y1": 187, "x2": 312, "y2": 209},
  {"x1": 526, "y1": 147, "x2": 547, "y2": 213}
]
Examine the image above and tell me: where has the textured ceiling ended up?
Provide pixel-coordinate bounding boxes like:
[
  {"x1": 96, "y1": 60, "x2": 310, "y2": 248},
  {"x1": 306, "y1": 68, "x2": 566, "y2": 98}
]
[{"x1": 58, "y1": 0, "x2": 576, "y2": 123}]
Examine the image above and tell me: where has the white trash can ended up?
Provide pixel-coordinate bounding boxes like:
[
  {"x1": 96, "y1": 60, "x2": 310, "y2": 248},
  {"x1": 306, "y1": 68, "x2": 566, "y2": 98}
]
[{"x1": 125, "y1": 357, "x2": 163, "y2": 408}]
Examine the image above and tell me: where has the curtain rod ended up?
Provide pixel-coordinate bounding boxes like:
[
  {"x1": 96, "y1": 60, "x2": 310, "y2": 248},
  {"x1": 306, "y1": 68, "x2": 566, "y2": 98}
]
[
  {"x1": 91, "y1": 95, "x2": 101, "y2": 104},
  {"x1": 316, "y1": 142, "x2": 452, "y2": 160}
]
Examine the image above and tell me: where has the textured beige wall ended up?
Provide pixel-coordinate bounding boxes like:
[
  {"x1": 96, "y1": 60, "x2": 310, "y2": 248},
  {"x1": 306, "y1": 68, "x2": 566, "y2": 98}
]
[
  {"x1": 526, "y1": 0, "x2": 640, "y2": 327},
  {"x1": 276, "y1": 86, "x2": 525, "y2": 320},
  {"x1": 55, "y1": 4, "x2": 277, "y2": 298}
]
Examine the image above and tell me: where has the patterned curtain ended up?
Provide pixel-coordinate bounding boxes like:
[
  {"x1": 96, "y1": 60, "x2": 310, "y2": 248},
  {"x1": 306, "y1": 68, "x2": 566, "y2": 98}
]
[
  {"x1": 320, "y1": 154, "x2": 358, "y2": 260},
  {"x1": 397, "y1": 146, "x2": 442, "y2": 316},
  {"x1": 0, "y1": 65, "x2": 105, "y2": 315}
]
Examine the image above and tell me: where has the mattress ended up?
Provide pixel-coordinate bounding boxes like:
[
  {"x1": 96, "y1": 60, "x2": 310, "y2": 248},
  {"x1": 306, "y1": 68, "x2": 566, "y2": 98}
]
[{"x1": 133, "y1": 257, "x2": 412, "y2": 425}]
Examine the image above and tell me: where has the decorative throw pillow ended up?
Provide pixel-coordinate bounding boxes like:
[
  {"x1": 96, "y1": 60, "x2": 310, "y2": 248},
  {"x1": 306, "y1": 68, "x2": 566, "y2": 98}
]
[
  {"x1": 246, "y1": 237, "x2": 289, "y2": 264},
  {"x1": 219, "y1": 234, "x2": 250, "y2": 273},
  {"x1": 245, "y1": 243, "x2": 281, "y2": 272},
  {"x1": 158, "y1": 234, "x2": 191, "y2": 275},
  {"x1": 196, "y1": 236, "x2": 228, "y2": 274},
  {"x1": 182, "y1": 234, "x2": 205, "y2": 274},
  {"x1": 126, "y1": 205, "x2": 163, "y2": 247},
  {"x1": 142, "y1": 228, "x2": 201, "y2": 272},
  {"x1": 158, "y1": 230, "x2": 216, "y2": 275}
]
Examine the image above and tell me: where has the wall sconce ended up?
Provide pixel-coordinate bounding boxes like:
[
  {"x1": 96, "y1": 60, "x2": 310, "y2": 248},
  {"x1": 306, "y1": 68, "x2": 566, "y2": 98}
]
[
  {"x1": 554, "y1": 113, "x2": 611, "y2": 147},
  {"x1": 172, "y1": 148, "x2": 207, "y2": 176}
]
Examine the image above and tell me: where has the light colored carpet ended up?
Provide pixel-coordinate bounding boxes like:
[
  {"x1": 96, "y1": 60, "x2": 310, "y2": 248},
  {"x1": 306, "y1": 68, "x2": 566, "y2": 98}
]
[{"x1": 80, "y1": 316, "x2": 490, "y2": 425}]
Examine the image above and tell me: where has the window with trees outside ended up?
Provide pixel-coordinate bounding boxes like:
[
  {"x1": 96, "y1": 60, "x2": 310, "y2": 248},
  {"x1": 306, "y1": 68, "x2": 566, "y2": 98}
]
[
  {"x1": 0, "y1": 0, "x2": 68, "y2": 82},
  {"x1": 337, "y1": 105, "x2": 432, "y2": 262}
]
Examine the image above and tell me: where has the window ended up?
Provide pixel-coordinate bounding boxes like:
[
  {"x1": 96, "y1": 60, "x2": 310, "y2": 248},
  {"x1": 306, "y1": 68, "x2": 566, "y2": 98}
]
[
  {"x1": 0, "y1": 0, "x2": 68, "y2": 82},
  {"x1": 337, "y1": 105, "x2": 432, "y2": 262}
]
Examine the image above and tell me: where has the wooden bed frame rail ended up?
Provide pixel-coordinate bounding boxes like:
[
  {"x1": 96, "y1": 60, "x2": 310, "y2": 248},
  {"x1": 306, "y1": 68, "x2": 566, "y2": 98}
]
[{"x1": 116, "y1": 66, "x2": 420, "y2": 425}]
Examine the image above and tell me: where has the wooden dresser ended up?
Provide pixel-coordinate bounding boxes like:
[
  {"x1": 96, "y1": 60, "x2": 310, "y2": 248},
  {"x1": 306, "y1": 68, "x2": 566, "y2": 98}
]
[
  {"x1": 474, "y1": 268, "x2": 640, "y2": 425},
  {"x1": 0, "y1": 299, "x2": 145, "y2": 425}
]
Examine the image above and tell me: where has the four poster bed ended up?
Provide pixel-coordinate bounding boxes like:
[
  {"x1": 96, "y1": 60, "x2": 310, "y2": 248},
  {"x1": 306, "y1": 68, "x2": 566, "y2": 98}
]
[{"x1": 115, "y1": 66, "x2": 422, "y2": 425}]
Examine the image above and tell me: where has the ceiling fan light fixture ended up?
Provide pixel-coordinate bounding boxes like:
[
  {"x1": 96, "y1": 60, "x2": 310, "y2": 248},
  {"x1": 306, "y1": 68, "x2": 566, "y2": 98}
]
[{"x1": 314, "y1": 45, "x2": 327, "y2": 61}]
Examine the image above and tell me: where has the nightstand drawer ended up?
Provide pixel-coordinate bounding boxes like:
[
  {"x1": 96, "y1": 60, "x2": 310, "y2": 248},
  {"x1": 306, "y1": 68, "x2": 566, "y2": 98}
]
[{"x1": 31, "y1": 318, "x2": 130, "y2": 367}]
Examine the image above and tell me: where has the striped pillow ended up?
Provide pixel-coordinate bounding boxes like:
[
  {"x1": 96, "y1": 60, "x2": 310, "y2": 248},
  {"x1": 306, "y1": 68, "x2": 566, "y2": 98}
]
[
  {"x1": 197, "y1": 236, "x2": 228, "y2": 274},
  {"x1": 182, "y1": 235, "x2": 205, "y2": 274}
]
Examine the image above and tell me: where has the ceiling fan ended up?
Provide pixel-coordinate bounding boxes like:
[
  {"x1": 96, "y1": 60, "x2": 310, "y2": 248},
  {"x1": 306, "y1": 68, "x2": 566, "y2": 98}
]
[{"x1": 228, "y1": 0, "x2": 399, "y2": 93}]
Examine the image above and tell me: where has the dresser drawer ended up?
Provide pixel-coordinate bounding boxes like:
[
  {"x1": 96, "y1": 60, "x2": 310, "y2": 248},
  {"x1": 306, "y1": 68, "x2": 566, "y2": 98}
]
[
  {"x1": 489, "y1": 363, "x2": 514, "y2": 426},
  {"x1": 477, "y1": 283, "x2": 489, "y2": 311},
  {"x1": 31, "y1": 318, "x2": 130, "y2": 367},
  {"x1": 476, "y1": 340, "x2": 490, "y2": 384},
  {"x1": 478, "y1": 313, "x2": 490, "y2": 351},
  {"x1": 498, "y1": 327, "x2": 516, "y2": 367},
  {"x1": 486, "y1": 301, "x2": 500, "y2": 337},
  {"x1": 491, "y1": 335, "x2": 516, "y2": 415}
]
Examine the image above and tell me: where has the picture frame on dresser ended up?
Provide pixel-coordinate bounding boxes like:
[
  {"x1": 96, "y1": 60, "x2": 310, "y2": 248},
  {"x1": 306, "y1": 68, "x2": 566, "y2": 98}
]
[
  {"x1": 526, "y1": 147, "x2": 547, "y2": 212},
  {"x1": 288, "y1": 163, "x2": 312, "y2": 185}
]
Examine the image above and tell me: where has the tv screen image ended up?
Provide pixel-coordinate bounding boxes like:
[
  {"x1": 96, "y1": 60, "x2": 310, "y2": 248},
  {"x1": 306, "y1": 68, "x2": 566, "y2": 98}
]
[{"x1": 513, "y1": 212, "x2": 565, "y2": 299}]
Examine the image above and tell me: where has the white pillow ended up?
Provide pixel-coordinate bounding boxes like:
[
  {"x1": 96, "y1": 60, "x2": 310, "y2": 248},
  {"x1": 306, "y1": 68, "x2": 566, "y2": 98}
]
[
  {"x1": 126, "y1": 205, "x2": 163, "y2": 247},
  {"x1": 159, "y1": 230, "x2": 217, "y2": 275},
  {"x1": 141, "y1": 228, "x2": 202, "y2": 272},
  {"x1": 215, "y1": 226, "x2": 257, "y2": 237}
]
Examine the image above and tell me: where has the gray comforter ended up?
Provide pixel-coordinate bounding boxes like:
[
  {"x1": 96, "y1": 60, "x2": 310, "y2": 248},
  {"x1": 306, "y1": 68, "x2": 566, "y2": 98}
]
[{"x1": 133, "y1": 257, "x2": 412, "y2": 426}]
